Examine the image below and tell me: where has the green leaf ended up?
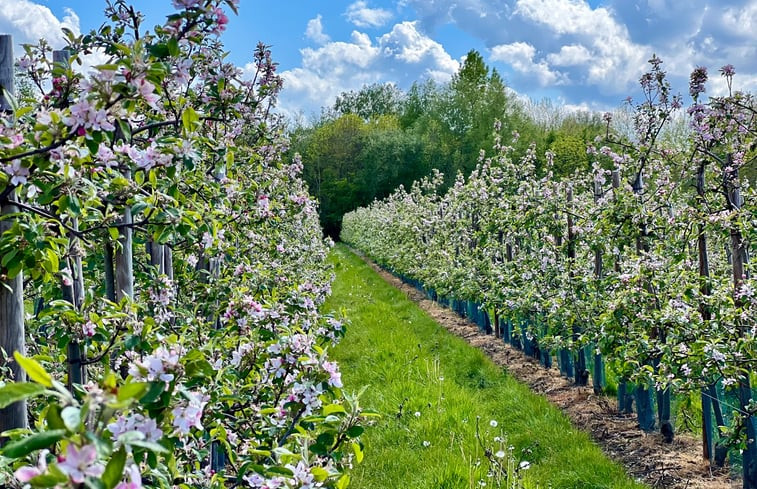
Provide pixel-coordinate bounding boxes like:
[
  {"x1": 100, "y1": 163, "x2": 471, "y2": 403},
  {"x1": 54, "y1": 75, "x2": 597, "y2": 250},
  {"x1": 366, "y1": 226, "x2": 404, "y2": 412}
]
[
  {"x1": 167, "y1": 38, "x2": 180, "y2": 57},
  {"x1": 0, "y1": 382, "x2": 46, "y2": 408},
  {"x1": 352, "y1": 442, "x2": 363, "y2": 463},
  {"x1": 102, "y1": 447, "x2": 126, "y2": 489},
  {"x1": 16, "y1": 106, "x2": 34, "y2": 118},
  {"x1": 149, "y1": 43, "x2": 170, "y2": 59},
  {"x1": 316, "y1": 432, "x2": 335, "y2": 447},
  {"x1": 346, "y1": 426, "x2": 364, "y2": 438},
  {"x1": 14, "y1": 352, "x2": 52, "y2": 387},
  {"x1": 117, "y1": 120, "x2": 132, "y2": 141},
  {"x1": 182, "y1": 106, "x2": 200, "y2": 134},
  {"x1": 85, "y1": 137, "x2": 100, "y2": 156},
  {"x1": 45, "y1": 404, "x2": 65, "y2": 430},
  {"x1": 139, "y1": 382, "x2": 164, "y2": 405},
  {"x1": 336, "y1": 474, "x2": 350, "y2": 489},
  {"x1": 28, "y1": 471, "x2": 68, "y2": 486},
  {"x1": 310, "y1": 443, "x2": 327, "y2": 456},
  {"x1": 1, "y1": 248, "x2": 18, "y2": 268},
  {"x1": 131, "y1": 201, "x2": 149, "y2": 216},
  {"x1": 311, "y1": 466, "x2": 329, "y2": 482},
  {"x1": 61, "y1": 406, "x2": 81, "y2": 431},
  {"x1": 68, "y1": 195, "x2": 81, "y2": 215},
  {"x1": 117, "y1": 382, "x2": 149, "y2": 402},
  {"x1": 183, "y1": 350, "x2": 213, "y2": 379},
  {"x1": 323, "y1": 404, "x2": 346, "y2": 415},
  {"x1": 128, "y1": 440, "x2": 168, "y2": 453},
  {"x1": 1, "y1": 429, "x2": 66, "y2": 458},
  {"x1": 266, "y1": 466, "x2": 294, "y2": 476},
  {"x1": 45, "y1": 249, "x2": 60, "y2": 274}
]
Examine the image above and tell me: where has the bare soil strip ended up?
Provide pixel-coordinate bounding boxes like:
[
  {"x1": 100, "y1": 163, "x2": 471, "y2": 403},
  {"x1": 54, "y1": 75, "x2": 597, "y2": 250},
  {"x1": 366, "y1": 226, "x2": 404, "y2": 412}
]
[{"x1": 353, "y1": 251, "x2": 738, "y2": 489}]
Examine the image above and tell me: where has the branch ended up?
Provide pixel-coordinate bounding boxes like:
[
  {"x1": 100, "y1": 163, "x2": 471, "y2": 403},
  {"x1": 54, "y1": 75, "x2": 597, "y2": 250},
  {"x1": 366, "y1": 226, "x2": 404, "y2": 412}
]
[
  {"x1": 2, "y1": 199, "x2": 91, "y2": 242},
  {"x1": 81, "y1": 325, "x2": 126, "y2": 365}
]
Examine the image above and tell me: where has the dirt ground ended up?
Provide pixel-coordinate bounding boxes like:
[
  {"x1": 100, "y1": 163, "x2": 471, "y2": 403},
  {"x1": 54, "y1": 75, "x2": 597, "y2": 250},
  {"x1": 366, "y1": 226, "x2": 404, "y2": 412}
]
[{"x1": 355, "y1": 252, "x2": 739, "y2": 489}]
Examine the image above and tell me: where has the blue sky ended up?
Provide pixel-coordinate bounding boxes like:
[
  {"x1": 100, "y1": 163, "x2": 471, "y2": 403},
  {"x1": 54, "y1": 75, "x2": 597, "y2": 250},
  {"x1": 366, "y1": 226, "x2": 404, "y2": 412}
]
[{"x1": 3, "y1": 0, "x2": 757, "y2": 119}]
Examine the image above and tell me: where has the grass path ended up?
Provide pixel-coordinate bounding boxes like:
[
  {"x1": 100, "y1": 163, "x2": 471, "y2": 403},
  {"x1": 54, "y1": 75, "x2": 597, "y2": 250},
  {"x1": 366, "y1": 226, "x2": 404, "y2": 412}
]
[{"x1": 324, "y1": 244, "x2": 646, "y2": 489}]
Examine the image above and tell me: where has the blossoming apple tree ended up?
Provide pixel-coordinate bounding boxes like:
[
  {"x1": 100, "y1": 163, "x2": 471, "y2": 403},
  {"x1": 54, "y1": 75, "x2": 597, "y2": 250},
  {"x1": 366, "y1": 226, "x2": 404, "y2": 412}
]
[
  {"x1": 343, "y1": 58, "x2": 757, "y2": 487},
  {"x1": 0, "y1": 1, "x2": 368, "y2": 488}
]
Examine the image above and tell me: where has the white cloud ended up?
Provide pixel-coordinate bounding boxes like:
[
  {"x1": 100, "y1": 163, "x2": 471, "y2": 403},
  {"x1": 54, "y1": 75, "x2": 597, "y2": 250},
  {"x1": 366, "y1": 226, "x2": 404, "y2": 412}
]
[
  {"x1": 514, "y1": 0, "x2": 620, "y2": 37},
  {"x1": 345, "y1": 1, "x2": 393, "y2": 28},
  {"x1": 283, "y1": 0, "x2": 757, "y2": 116},
  {"x1": 513, "y1": 0, "x2": 647, "y2": 91},
  {"x1": 547, "y1": 44, "x2": 592, "y2": 66},
  {"x1": 278, "y1": 21, "x2": 458, "y2": 117},
  {"x1": 299, "y1": 31, "x2": 379, "y2": 77},
  {"x1": 0, "y1": 0, "x2": 80, "y2": 52},
  {"x1": 491, "y1": 42, "x2": 565, "y2": 86},
  {"x1": 305, "y1": 15, "x2": 330, "y2": 45},
  {"x1": 378, "y1": 21, "x2": 459, "y2": 74},
  {"x1": 721, "y1": 3, "x2": 757, "y2": 38},
  {"x1": 0, "y1": 1, "x2": 112, "y2": 77}
]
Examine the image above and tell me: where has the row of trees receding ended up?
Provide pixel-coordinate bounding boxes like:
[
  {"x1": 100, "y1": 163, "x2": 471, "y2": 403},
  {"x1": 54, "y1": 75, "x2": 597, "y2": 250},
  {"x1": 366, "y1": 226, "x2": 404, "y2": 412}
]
[
  {"x1": 0, "y1": 2, "x2": 368, "y2": 488},
  {"x1": 289, "y1": 50, "x2": 606, "y2": 238},
  {"x1": 342, "y1": 58, "x2": 757, "y2": 488}
]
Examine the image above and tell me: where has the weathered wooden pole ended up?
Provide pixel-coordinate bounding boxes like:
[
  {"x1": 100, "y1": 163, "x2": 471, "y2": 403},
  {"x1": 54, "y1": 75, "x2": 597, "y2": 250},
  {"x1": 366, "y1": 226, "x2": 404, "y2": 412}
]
[
  {"x1": 0, "y1": 34, "x2": 28, "y2": 437},
  {"x1": 209, "y1": 165, "x2": 226, "y2": 473},
  {"x1": 631, "y1": 171, "x2": 655, "y2": 432},
  {"x1": 567, "y1": 185, "x2": 587, "y2": 386},
  {"x1": 695, "y1": 159, "x2": 717, "y2": 461},
  {"x1": 724, "y1": 158, "x2": 756, "y2": 488},
  {"x1": 52, "y1": 48, "x2": 86, "y2": 390},
  {"x1": 612, "y1": 169, "x2": 633, "y2": 414},
  {"x1": 553, "y1": 219, "x2": 573, "y2": 378},
  {"x1": 115, "y1": 179, "x2": 134, "y2": 301},
  {"x1": 0, "y1": 35, "x2": 13, "y2": 112},
  {"x1": 592, "y1": 179, "x2": 605, "y2": 394}
]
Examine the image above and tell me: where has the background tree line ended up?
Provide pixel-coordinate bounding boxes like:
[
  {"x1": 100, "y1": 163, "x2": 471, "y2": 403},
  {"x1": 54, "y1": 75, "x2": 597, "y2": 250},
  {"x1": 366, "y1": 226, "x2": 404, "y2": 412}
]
[{"x1": 288, "y1": 50, "x2": 605, "y2": 237}]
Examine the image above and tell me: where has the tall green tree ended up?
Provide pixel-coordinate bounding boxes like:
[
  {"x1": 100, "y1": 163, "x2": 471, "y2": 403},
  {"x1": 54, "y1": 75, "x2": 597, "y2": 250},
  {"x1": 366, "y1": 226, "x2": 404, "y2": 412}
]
[
  {"x1": 288, "y1": 48, "x2": 606, "y2": 237},
  {"x1": 333, "y1": 83, "x2": 403, "y2": 120}
]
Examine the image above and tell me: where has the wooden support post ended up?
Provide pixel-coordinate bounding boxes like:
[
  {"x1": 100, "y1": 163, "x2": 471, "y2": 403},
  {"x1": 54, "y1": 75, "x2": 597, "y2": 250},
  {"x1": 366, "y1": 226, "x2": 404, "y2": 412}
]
[
  {"x1": 567, "y1": 186, "x2": 587, "y2": 386},
  {"x1": 612, "y1": 169, "x2": 634, "y2": 413},
  {"x1": 116, "y1": 199, "x2": 134, "y2": 300},
  {"x1": 1, "y1": 199, "x2": 27, "y2": 436},
  {"x1": 592, "y1": 179, "x2": 605, "y2": 394},
  {"x1": 725, "y1": 160, "x2": 756, "y2": 488},
  {"x1": 0, "y1": 34, "x2": 27, "y2": 438},
  {"x1": 104, "y1": 242, "x2": 117, "y2": 302},
  {"x1": 0, "y1": 35, "x2": 13, "y2": 111},
  {"x1": 52, "y1": 49, "x2": 70, "y2": 66},
  {"x1": 52, "y1": 49, "x2": 87, "y2": 391},
  {"x1": 695, "y1": 158, "x2": 724, "y2": 459},
  {"x1": 631, "y1": 171, "x2": 655, "y2": 432}
]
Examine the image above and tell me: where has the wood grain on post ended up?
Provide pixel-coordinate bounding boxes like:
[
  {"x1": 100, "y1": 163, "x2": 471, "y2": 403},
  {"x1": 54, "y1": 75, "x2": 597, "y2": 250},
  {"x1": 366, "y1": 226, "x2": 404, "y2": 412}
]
[
  {"x1": 0, "y1": 197, "x2": 27, "y2": 436},
  {"x1": 116, "y1": 205, "x2": 134, "y2": 300},
  {"x1": 0, "y1": 34, "x2": 27, "y2": 437},
  {"x1": 0, "y1": 35, "x2": 14, "y2": 111}
]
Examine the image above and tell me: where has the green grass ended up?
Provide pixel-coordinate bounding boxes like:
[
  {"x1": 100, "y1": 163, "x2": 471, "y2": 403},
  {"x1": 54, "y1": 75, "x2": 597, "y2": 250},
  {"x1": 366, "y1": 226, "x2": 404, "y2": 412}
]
[{"x1": 325, "y1": 244, "x2": 646, "y2": 489}]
